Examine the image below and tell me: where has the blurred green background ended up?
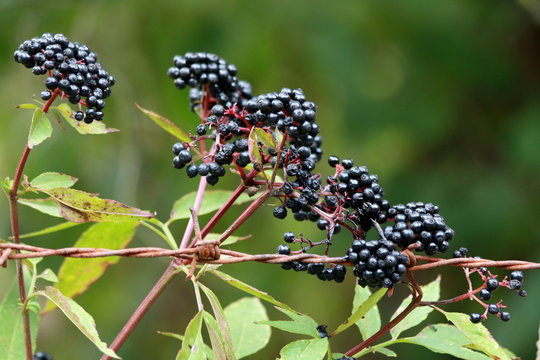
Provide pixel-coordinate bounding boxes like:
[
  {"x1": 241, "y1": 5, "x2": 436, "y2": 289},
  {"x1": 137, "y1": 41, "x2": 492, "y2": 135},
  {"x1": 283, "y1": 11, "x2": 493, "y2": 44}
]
[{"x1": 1, "y1": 0, "x2": 540, "y2": 359}]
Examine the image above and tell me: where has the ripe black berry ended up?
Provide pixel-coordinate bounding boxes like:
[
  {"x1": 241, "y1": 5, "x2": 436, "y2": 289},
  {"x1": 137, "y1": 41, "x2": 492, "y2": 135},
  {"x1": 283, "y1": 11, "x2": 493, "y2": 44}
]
[
  {"x1": 276, "y1": 244, "x2": 290, "y2": 255},
  {"x1": 273, "y1": 206, "x2": 287, "y2": 219},
  {"x1": 186, "y1": 164, "x2": 198, "y2": 178},
  {"x1": 328, "y1": 156, "x2": 339, "y2": 167},
  {"x1": 486, "y1": 278, "x2": 499, "y2": 291},
  {"x1": 470, "y1": 313, "x2": 481, "y2": 324},
  {"x1": 283, "y1": 232, "x2": 295, "y2": 243},
  {"x1": 510, "y1": 271, "x2": 524, "y2": 282},
  {"x1": 479, "y1": 289, "x2": 492, "y2": 301},
  {"x1": 33, "y1": 352, "x2": 53, "y2": 360},
  {"x1": 500, "y1": 311, "x2": 510, "y2": 321},
  {"x1": 487, "y1": 304, "x2": 499, "y2": 314}
]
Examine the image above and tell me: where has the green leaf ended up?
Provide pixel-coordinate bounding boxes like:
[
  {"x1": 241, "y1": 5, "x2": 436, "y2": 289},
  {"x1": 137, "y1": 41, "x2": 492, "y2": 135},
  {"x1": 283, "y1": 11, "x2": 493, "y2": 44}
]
[
  {"x1": 203, "y1": 311, "x2": 226, "y2": 360},
  {"x1": 158, "y1": 331, "x2": 183, "y2": 341},
  {"x1": 19, "y1": 221, "x2": 81, "y2": 239},
  {"x1": 44, "y1": 222, "x2": 138, "y2": 312},
  {"x1": 176, "y1": 311, "x2": 204, "y2": 360},
  {"x1": 17, "y1": 198, "x2": 61, "y2": 217},
  {"x1": 37, "y1": 268, "x2": 58, "y2": 283},
  {"x1": 29, "y1": 172, "x2": 78, "y2": 190},
  {"x1": 16, "y1": 103, "x2": 39, "y2": 110},
  {"x1": 34, "y1": 187, "x2": 154, "y2": 223},
  {"x1": 353, "y1": 285, "x2": 382, "y2": 340},
  {"x1": 198, "y1": 283, "x2": 237, "y2": 360},
  {"x1": 258, "y1": 306, "x2": 319, "y2": 338},
  {"x1": 390, "y1": 275, "x2": 441, "y2": 339},
  {"x1": 397, "y1": 324, "x2": 491, "y2": 360},
  {"x1": 279, "y1": 339, "x2": 328, "y2": 360},
  {"x1": 0, "y1": 270, "x2": 40, "y2": 359},
  {"x1": 254, "y1": 128, "x2": 276, "y2": 149},
  {"x1": 375, "y1": 348, "x2": 397, "y2": 357},
  {"x1": 211, "y1": 270, "x2": 296, "y2": 313},
  {"x1": 248, "y1": 128, "x2": 263, "y2": 164},
  {"x1": 28, "y1": 108, "x2": 52, "y2": 148},
  {"x1": 436, "y1": 309, "x2": 512, "y2": 360},
  {"x1": 169, "y1": 190, "x2": 252, "y2": 222},
  {"x1": 136, "y1": 103, "x2": 190, "y2": 142},
  {"x1": 331, "y1": 287, "x2": 387, "y2": 337},
  {"x1": 35, "y1": 286, "x2": 119, "y2": 358},
  {"x1": 53, "y1": 103, "x2": 118, "y2": 135},
  {"x1": 224, "y1": 297, "x2": 271, "y2": 358}
]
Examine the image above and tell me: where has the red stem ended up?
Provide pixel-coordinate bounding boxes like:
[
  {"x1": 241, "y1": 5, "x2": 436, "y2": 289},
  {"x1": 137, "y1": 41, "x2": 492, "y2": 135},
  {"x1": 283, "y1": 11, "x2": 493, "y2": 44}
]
[
  {"x1": 179, "y1": 176, "x2": 208, "y2": 249},
  {"x1": 216, "y1": 188, "x2": 272, "y2": 245},
  {"x1": 198, "y1": 169, "x2": 259, "y2": 241},
  {"x1": 199, "y1": 183, "x2": 246, "y2": 240},
  {"x1": 9, "y1": 145, "x2": 33, "y2": 360},
  {"x1": 99, "y1": 263, "x2": 179, "y2": 360},
  {"x1": 9, "y1": 91, "x2": 60, "y2": 360}
]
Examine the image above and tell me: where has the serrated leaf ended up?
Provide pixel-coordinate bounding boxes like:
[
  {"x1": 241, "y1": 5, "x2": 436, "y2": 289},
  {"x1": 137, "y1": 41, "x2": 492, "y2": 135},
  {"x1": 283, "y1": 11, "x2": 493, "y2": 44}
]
[
  {"x1": 258, "y1": 307, "x2": 319, "y2": 338},
  {"x1": 0, "y1": 270, "x2": 40, "y2": 359},
  {"x1": 44, "y1": 222, "x2": 138, "y2": 312},
  {"x1": 198, "y1": 283, "x2": 237, "y2": 360},
  {"x1": 35, "y1": 286, "x2": 119, "y2": 358},
  {"x1": 54, "y1": 103, "x2": 118, "y2": 135},
  {"x1": 254, "y1": 128, "x2": 276, "y2": 149},
  {"x1": 176, "y1": 311, "x2": 204, "y2": 360},
  {"x1": 18, "y1": 198, "x2": 61, "y2": 217},
  {"x1": 224, "y1": 297, "x2": 270, "y2": 358},
  {"x1": 19, "y1": 221, "x2": 81, "y2": 239},
  {"x1": 203, "y1": 311, "x2": 226, "y2": 360},
  {"x1": 331, "y1": 287, "x2": 386, "y2": 337},
  {"x1": 436, "y1": 309, "x2": 512, "y2": 360},
  {"x1": 169, "y1": 190, "x2": 252, "y2": 222},
  {"x1": 353, "y1": 285, "x2": 382, "y2": 340},
  {"x1": 279, "y1": 339, "x2": 328, "y2": 360},
  {"x1": 29, "y1": 172, "x2": 78, "y2": 190},
  {"x1": 37, "y1": 268, "x2": 58, "y2": 283},
  {"x1": 396, "y1": 324, "x2": 491, "y2": 360},
  {"x1": 136, "y1": 103, "x2": 190, "y2": 142},
  {"x1": 211, "y1": 270, "x2": 296, "y2": 313},
  {"x1": 248, "y1": 128, "x2": 263, "y2": 164},
  {"x1": 35, "y1": 187, "x2": 154, "y2": 223},
  {"x1": 27, "y1": 108, "x2": 52, "y2": 148},
  {"x1": 390, "y1": 275, "x2": 440, "y2": 339}
]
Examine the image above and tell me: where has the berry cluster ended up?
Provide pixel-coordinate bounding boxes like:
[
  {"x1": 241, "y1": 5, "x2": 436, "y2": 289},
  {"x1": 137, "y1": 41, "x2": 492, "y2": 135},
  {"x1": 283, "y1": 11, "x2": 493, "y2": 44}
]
[
  {"x1": 324, "y1": 157, "x2": 389, "y2": 232},
  {"x1": 276, "y1": 242, "x2": 347, "y2": 283},
  {"x1": 348, "y1": 239, "x2": 409, "y2": 288},
  {"x1": 168, "y1": 53, "x2": 325, "y2": 188},
  {"x1": 167, "y1": 52, "x2": 252, "y2": 109},
  {"x1": 384, "y1": 202, "x2": 454, "y2": 255},
  {"x1": 14, "y1": 33, "x2": 115, "y2": 123},
  {"x1": 33, "y1": 352, "x2": 53, "y2": 360},
  {"x1": 468, "y1": 267, "x2": 526, "y2": 323}
]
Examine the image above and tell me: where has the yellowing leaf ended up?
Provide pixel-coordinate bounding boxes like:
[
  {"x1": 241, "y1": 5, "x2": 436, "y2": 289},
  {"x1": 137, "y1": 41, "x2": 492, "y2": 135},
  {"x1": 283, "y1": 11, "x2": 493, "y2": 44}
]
[{"x1": 34, "y1": 187, "x2": 154, "y2": 223}]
